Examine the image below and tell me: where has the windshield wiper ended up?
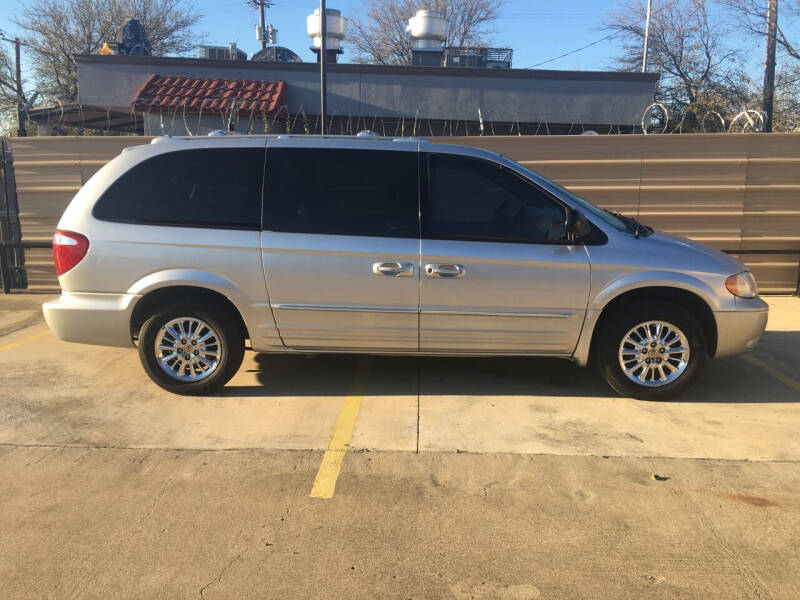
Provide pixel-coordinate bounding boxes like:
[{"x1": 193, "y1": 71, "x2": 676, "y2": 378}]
[{"x1": 605, "y1": 210, "x2": 652, "y2": 239}]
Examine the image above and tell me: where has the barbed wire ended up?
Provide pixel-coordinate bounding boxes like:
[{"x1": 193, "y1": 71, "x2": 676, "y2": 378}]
[
  {"x1": 641, "y1": 103, "x2": 776, "y2": 134},
  {"x1": 19, "y1": 98, "x2": 800, "y2": 136}
]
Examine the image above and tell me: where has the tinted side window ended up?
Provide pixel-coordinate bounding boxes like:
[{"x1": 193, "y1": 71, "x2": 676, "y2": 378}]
[
  {"x1": 263, "y1": 148, "x2": 418, "y2": 238},
  {"x1": 424, "y1": 154, "x2": 567, "y2": 244},
  {"x1": 93, "y1": 148, "x2": 264, "y2": 229}
]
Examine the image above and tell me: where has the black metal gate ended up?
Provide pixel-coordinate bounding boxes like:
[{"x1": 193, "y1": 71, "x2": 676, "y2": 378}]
[{"x1": 0, "y1": 138, "x2": 28, "y2": 293}]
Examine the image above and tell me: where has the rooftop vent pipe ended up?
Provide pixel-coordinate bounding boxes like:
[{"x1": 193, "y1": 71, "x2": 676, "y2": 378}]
[
  {"x1": 307, "y1": 8, "x2": 346, "y2": 63},
  {"x1": 407, "y1": 10, "x2": 447, "y2": 66}
]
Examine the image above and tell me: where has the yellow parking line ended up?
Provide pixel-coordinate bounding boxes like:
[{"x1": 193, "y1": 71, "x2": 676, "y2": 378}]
[
  {"x1": 0, "y1": 328, "x2": 51, "y2": 354},
  {"x1": 310, "y1": 357, "x2": 372, "y2": 499},
  {"x1": 742, "y1": 354, "x2": 800, "y2": 394}
]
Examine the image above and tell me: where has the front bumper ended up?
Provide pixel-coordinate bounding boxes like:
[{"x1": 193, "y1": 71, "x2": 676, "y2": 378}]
[
  {"x1": 43, "y1": 291, "x2": 139, "y2": 348},
  {"x1": 713, "y1": 297, "x2": 769, "y2": 358}
]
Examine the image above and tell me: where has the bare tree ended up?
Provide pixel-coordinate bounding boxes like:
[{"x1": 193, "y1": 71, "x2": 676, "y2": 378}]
[
  {"x1": 14, "y1": 0, "x2": 202, "y2": 102},
  {"x1": 349, "y1": 0, "x2": 503, "y2": 65},
  {"x1": 774, "y1": 64, "x2": 800, "y2": 130},
  {"x1": 721, "y1": 0, "x2": 800, "y2": 62},
  {"x1": 0, "y1": 46, "x2": 20, "y2": 134},
  {"x1": 0, "y1": 41, "x2": 39, "y2": 136},
  {"x1": 604, "y1": 0, "x2": 753, "y2": 130},
  {"x1": 714, "y1": 1, "x2": 800, "y2": 131}
]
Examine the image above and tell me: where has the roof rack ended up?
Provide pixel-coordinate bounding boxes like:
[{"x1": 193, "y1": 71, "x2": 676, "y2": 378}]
[{"x1": 149, "y1": 133, "x2": 426, "y2": 144}]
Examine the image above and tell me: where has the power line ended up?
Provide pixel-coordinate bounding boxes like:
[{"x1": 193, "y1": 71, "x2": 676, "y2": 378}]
[
  {"x1": 499, "y1": 12, "x2": 604, "y2": 17},
  {"x1": 527, "y1": 33, "x2": 617, "y2": 68}
]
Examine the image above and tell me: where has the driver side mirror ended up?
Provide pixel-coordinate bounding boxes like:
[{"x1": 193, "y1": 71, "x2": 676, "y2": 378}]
[{"x1": 565, "y1": 208, "x2": 592, "y2": 243}]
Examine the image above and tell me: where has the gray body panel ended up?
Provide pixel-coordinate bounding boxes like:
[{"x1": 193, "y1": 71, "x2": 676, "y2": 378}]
[
  {"x1": 262, "y1": 232, "x2": 419, "y2": 350},
  {"x1": 419, "y1": 239, "x2": 589, "y2": 353}
]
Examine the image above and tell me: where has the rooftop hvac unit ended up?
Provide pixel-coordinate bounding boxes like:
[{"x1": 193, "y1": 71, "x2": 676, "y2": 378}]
[
  {"x1": 198, "y1": 44, "x2": 247, "y2": 61},
  {"x1": 443, "y1": 47, "x2": 513, "y2": 69}
]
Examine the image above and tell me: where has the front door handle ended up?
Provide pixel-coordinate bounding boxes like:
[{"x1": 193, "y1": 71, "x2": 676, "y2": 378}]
[
  {"x1": 372, "y1": 261, "x2": 414, "y2": 277},
  {"x1": 425, "y1": 264, "x2": 466, "y2": 278}
]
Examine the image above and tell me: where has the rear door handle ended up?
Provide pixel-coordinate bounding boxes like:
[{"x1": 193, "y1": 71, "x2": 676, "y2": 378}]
[
  {"x1": 372, "y1": 261, "x2": 414, "y2": 277},
  {"x1": 425, "y1": 264, "x2": 466, "y2": 278}
]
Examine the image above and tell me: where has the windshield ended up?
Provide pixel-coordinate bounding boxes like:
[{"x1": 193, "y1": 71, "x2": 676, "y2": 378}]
[{"x1": 512, "y1": 163, "x2": 630, "y2": 233}]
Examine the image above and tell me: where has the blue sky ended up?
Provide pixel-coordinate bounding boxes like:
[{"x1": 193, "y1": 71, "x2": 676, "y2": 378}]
[
  {"x1": 194, "y1": 0, "x2": 623, "y2": 70},
  {"x1": 197, "y1": 0, "x2": 622, "y2": 70},
  {"x1": 0, "y1": 0, "x2": 644, "y2": 72},
  {"x1": 0, "y1": 0, "x2": 772, "y2": 74}
]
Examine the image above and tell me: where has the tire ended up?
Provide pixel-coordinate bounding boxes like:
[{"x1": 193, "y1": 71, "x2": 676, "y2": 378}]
[
  {"x1": 137, "y1": 304, "x2": 245, "y2": 395},
  {"x1": 595, "y1": 301, "x2": 708, "y2": 401}
]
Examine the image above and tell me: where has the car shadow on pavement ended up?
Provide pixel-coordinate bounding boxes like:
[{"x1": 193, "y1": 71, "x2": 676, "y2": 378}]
[
  {"x1": 212, "y1": 330, "x2": 800, "y2": 402},
  {"x1": 214, "y1": 352, "x2": 613, "y2": 398}
]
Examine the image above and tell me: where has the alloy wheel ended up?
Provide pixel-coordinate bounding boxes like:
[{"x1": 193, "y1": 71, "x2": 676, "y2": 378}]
[
  {"x1": 154, "y1": 317, "x2": 222, "y2": 382},
  {"x1": 618, "y1": 320, "x2": 690, "y2": 387}
]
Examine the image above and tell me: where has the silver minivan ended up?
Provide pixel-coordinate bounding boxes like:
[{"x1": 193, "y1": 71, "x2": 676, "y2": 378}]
[{"x1": 43, "y1": 134, "x2": 768, "y2": 400}]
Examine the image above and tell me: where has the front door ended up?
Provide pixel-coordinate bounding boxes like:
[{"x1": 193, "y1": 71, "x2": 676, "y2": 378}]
[
  {"x1": 419, "y1": 152, "x2": 590, "y2": 354},
  {"x1": 261, "y1": 142, "x2": 420, "y2": 351}
]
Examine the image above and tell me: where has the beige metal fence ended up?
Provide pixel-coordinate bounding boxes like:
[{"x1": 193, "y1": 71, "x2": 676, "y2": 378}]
[
  {"x1": 8, "y1": 136, "x2": 153, "y2": 290},
  {"x1": 431, "y1": 134, "x2": 800, "y2": 294},
  {"x1": 8, "y1": 133, "x2": 800, "y2": 293}
]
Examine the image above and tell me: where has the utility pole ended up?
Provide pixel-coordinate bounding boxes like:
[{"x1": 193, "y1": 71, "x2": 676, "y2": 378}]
[
  {"x1": 642, "y1": 0, "x2": 653, "y2": 72},
  {"x1": 762, "y1": 0, "x2": 778, "y2": 133},
  {"x1": 1, "y1": 33, "x2": 27, "y2": 137},
  {"x1": 320, "y1": 0, "x2": 327, "y2": 135},
  {"x1": 248, "y1": 0, "x2": 270, "y2": 52},
  {"x1": 14, "y1": 38, "x2": 25, "y2": 137},
  {"x1": 257, "y1": 1, "x2": 267, "y2": 52}
]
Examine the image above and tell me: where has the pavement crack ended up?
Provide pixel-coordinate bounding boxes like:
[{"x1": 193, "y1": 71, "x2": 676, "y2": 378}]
[
  {"x1": 199, "y1": 508, "x2": 292, "y2": 600},
  {"x1": 3, "y1": 443, "x2": 800, "y2": 464},
  {"x1": 197, "y1": 453, "x2": 306, "y2": 599},
  {"x1": 416, "y1": 357, "x2": 421, "y2": 454},
  {"x1": 670, "y1": 487, "x2": 770, "y2": 600},
  {"x1": 199, "y1": 552, "x2": 244, "y2": 599},
  {"x1": 0, "y1": 313, "x2": 45, "y2": 338},
  {"x1": 30, "y1": 446, "x2": 60, "y2": 465}
]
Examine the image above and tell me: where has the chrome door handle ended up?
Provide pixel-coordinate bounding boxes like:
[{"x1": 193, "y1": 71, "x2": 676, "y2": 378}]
[
  {"x1": 372, "y1": 261, "x2": 414, "y2": 277},
  {"x1": 425, "y1": 264, "x2": 466, "y2": 278}
]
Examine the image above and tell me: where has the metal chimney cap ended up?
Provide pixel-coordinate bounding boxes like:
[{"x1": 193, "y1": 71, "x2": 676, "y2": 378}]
[
  {"x1": 407, "y1": 10, "x2": 447, "y2": 47},
  {"x1": 414, "y1": 9, "x2": 444, "y2": 18},
  {"x1": 311, "y1": 7, "x2": 341, "y2": 16}
]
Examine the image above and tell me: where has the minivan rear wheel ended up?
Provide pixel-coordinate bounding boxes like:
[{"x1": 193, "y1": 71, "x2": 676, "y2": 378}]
[
  {"x1": 596, "y1": 301, "x2": 707, "y2": 400},
  {"x1": 138, "y1": 304, "x2": 244, "y2": 395}
]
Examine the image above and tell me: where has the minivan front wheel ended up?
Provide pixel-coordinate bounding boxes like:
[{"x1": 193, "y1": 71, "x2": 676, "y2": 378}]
[
  {"x1": 138, "y1": 305, "x2": 244, "y2": 395},
  {"x1": 596, "y1": 301, "x2": 707, "y2": 400}
]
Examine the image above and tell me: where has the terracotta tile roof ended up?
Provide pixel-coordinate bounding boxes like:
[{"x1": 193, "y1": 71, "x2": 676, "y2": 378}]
[{"x1": 131, "y1": 74, "x2": 287, "y2": 115}]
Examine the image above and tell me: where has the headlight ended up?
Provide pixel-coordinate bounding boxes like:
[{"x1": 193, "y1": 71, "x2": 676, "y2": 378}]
[{"x1": 725, "y1": 271, "x2": 758, "y2": 298}]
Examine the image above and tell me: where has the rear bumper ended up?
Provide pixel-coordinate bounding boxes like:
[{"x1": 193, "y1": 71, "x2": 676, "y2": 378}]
[
  {"x1": 713, "y1": 298, "x2": 769, "y2": 358},
  {"x1": 43, "y1": 291, "x2": 139, "y2": 348}
]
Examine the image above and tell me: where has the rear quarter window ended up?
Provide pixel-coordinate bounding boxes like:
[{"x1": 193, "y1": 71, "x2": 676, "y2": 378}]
[{"x1": 93, "y1": 148, "x2": 265, "y2": 230}]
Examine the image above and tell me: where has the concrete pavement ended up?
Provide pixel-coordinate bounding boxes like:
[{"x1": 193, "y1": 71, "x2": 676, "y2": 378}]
[
  {"x1": 1, "y1": 294, "x2": 799, "y2": 598},
  {"x1": 3, "y1": 446, "x2": 799, "y2": 599}
]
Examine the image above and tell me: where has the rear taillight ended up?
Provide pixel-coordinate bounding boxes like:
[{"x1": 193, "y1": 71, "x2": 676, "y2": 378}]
[{"x1": 53, "y1": 230, "x2": 89, "y2": 276}]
